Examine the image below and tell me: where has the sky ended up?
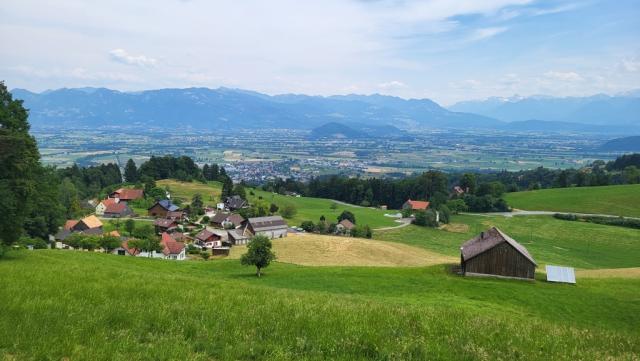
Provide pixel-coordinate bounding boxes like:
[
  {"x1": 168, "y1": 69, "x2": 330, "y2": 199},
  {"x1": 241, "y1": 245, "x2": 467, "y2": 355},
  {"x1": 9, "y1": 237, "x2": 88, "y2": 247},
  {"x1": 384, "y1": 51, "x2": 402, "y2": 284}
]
[{"x1": 1, "y1": 0, "x2": 639, "y2": 105}]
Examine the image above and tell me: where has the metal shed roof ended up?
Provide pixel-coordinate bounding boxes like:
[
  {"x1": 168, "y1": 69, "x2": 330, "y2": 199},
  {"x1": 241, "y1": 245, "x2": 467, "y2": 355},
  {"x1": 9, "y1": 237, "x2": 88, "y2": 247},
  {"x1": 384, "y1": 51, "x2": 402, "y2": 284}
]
[{"x1": 546, "y1": 265, "x2": 576, "y2": 284}]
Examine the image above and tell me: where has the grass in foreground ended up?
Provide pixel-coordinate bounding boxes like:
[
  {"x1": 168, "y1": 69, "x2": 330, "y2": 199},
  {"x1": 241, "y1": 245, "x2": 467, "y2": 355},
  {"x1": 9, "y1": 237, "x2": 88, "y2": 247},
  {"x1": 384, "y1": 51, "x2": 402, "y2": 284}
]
[
  {"x1": 504, "y1": 184, "x2": 640, "y2": 217},
  {"x1": 248, "y1": 189, "x2": 397, "y2": 229},
  {"x1": 375, "y1": 214, "x2": 640, "y2": 269},
  {"x1": 1, "y1": 250, "x2": 639, "y2": 360},
  {"x1": 228, "y1": 233, "x2": 455, "y2": 267}
]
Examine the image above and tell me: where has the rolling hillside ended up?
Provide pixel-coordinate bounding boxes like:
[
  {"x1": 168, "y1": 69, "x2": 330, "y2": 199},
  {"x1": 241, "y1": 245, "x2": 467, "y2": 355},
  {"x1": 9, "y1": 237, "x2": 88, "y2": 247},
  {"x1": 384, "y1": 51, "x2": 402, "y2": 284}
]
[
  {"x1": 504, "y1": 184, "x2": 640, "y2": 218},
  {"x1": 1, "y1": 250, "x2": 638, "y2": 360}
]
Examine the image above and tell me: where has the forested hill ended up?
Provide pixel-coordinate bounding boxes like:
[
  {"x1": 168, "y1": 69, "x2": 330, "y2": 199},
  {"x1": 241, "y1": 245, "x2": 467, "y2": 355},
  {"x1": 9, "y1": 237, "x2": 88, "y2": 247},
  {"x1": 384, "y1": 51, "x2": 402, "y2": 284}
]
[{"x1": 599, "y1": 136, "x2": 640, "y2": 152}]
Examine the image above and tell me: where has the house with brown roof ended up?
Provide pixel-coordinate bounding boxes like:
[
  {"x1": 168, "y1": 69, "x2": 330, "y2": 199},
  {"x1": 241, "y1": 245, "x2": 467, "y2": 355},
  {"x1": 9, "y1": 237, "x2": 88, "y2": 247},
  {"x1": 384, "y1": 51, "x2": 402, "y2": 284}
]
[
  {"x1": 210, "y1": 212, "x2": 245, "y2": 229},
  {"x1": 73, "y1": 215, "x2": 103, "y2": 232},
  {"x1": 103, "y1": 202, "x2": 134, "y2": 218},
  {"x1": 54, "y1": 215, "x2": 104, "y2": 244},
  {"x1": 153, "y1": 218, "x2": 179, "y2": 234},
  {"x1": 148, "y1": 200, "x2": 180, "y2": 218},
  {"x1": 160, "y1": 232, "x2": 186, "y2": 260},
  {"x1": 460, "y1": 227, "x2": 537, "y2": 280},
  {"x1": 402, "y1": 199, "x2": 430, "y2": 211},
  {"x1": 195, "y1": 229, "x2": 227, "y2": 248},
  {"x1": 336, "y1": 219, "x2": 355, "y2": 234},
  {"x1": 110, "y1": 188, "x2": 144, "y2": 201},
  {"x1": 95, "y1": 197, "x2": 118, "y2": 216}
]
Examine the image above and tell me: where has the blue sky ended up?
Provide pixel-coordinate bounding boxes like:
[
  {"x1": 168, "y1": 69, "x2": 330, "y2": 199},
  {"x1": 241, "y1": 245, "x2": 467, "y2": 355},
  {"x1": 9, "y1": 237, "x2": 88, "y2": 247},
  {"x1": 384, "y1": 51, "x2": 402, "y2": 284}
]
[{"x1": 1, "y1": 0, "x2": 639, "y2": 104}]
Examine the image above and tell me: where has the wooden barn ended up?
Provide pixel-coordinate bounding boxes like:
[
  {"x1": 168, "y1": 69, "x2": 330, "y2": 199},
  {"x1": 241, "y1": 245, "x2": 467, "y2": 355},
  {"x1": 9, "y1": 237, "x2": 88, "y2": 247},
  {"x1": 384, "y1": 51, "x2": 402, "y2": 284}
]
[{"x1": 460, "y1": 227, "x2": 536, "y2": 280}]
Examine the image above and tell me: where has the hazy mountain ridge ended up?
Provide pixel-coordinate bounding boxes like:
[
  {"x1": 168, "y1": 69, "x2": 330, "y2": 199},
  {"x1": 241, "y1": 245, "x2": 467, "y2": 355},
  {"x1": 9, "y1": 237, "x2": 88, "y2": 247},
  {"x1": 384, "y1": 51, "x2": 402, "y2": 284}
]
[
  {"x1": 12, "y1": 87, "x2": 498, "y2": 130},
  {"x1": 449, "y1": 93, "x2": 640, "y2": 125}
]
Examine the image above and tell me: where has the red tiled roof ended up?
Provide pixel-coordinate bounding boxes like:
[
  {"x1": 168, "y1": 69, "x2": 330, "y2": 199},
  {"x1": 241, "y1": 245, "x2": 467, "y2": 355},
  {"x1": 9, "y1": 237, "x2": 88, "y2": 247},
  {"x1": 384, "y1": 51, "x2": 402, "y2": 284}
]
[
  {"x1": 161, "y1": 232, "x2": 185, "y2": 255},
  {"x1": 100, "y1": 198, "x2": 119, "y2": 207},
  {"x1": 112, "y1": 188, "x2": 144, "y2": 200},
  {"x1": 339, "y1": 219, "x2": 355, "y2": 229},
  {"x1": 104, "y1": 202, "x2": 129, "y2": 214},
  {"x1": 406, "y1": 199, "x2": 430, "y2": 210},
  {"x1": 64, "y1": 220, "x2": 79, "y2": 230}
]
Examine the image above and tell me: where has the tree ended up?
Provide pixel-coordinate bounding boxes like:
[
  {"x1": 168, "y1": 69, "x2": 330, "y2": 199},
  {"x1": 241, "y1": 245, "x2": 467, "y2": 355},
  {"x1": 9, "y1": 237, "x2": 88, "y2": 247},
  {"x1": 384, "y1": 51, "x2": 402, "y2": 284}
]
[
  {"x1": 240, "y1": 235, "x2": 276, "y2": 277},
  {"x1": 201, "y1": 251, "x2": 210, "y2": 261},
  {"x1": 191, "y1": 193, "x2": 204, "y2": 215},
  {"x1": 330, "y1": 202, "x2": 338, "y2": 211},
  {"x1": 351, "y1": 224, "x2": 372, "y2": 238},
  {"x1": 1, "y1": 81, "x2": 63, "y2": 249},
  {"x1": 232, "y1": 183, "x2": 247, "y2": 199},
  {"x1": 269, "y1": 203, "x2": 279, "y2": 214},
  {"x1": 58, "y1": 177, "x2": 81, "y2": 219},
  {"x1": 280, "y1": 204, "x2": 297, "y2": 219},
  {"x1": 623, "y1": 166, "x2": 640, "y2": 184},
  {"x1": 413, "y1": 210, "x2": 438, "y2": 227},
  {"x1": 100, "y1": 235, "x2": 122, "y2": 252},
  {"x1": 459, "y1": 173, "x2": 477, "y2": 194},
  {"x1": 221, "y1": 176, "x2": 233, "y2": 200},
  {"x1": 446, "y1": 199, "x2": 468, "y2": 214},
  {"x1": 337, "y1": 210, "x2": 356, "y2": 224},
  {"x1": 124, "y1": 159, "x2": 138, "y2": 183},
  {"x1": 300, "y1": 221, "x2": 315, "y2": 232},
  {"x1": 124, "y1": 219, "x2": 136, "y2": 236}
]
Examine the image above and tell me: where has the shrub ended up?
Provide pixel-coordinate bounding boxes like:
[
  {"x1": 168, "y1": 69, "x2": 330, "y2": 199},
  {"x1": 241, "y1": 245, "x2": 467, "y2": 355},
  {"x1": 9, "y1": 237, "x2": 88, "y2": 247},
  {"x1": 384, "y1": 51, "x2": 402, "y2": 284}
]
[{"x1": 300, "y1": 221, "x2": 315, "y2": 232}]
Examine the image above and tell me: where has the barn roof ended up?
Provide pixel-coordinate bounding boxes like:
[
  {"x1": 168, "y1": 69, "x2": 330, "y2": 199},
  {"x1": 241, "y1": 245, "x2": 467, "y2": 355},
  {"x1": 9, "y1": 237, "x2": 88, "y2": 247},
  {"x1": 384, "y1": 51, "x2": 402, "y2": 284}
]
[
  {"x1": 150, "y1": 200, "x2": 180, "y2": 211},
  {"x1": 339, "y1": 219, "x2": 355, "y2": 230},
  {"x1": 406, "y1": 199, "x2": 430, "y2": 210},
  {"x1": 248, "y1": 216, "x2": 288, "y2": 232},
  {"x1": 112, "y1": 188, "x2": 144, "y2": 200},
  {"x1": 80, "y1": 215, "x2": 103, "y2": 229},
  {"x1": 460, "y1": 227, "x2": 537, "y2": 265},
  {"x1": 161, "y1": 232, "x2": 185, "y2": 255}
]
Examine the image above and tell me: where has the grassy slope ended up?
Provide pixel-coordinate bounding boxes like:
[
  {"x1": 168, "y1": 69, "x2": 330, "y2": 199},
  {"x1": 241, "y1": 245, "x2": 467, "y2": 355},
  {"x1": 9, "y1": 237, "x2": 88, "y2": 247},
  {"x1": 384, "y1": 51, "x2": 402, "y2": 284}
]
[
  {"x1": 504, "y1": 184, "x2": 640, "y2": 217},
  {"x1": 228, "y1": 233, "x2": 456, "y2": 267},
  {"x1": 248, "y1": 189, "x2": 397, "y2": 229},
  {"x1": 1, "y1": 251, "x2": 638, "y2": 360},
  {"x1": 157, "y1": 179, "x2": 222, "y2": 205},
  {"x1": 375, "y1": 214, "x2": 640, "y2": 269}
]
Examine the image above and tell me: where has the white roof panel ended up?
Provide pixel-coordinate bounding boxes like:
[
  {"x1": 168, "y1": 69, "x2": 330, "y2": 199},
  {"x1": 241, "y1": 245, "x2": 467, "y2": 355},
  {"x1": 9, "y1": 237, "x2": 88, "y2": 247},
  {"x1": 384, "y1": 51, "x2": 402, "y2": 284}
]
[{"x1": 546, "y1": 265, "x2": 576, "y2": 284}]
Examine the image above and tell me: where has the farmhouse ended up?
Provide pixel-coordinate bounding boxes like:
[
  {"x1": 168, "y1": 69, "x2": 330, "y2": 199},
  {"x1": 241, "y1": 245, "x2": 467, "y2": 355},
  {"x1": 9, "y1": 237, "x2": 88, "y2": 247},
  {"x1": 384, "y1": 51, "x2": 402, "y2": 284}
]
[
  {"x1": 95, "y1": 198, "x2": 118, "y2": 216},
  {"x1": 148, "y1": 200, "x2": 180, "y2": 218},
  {"x1": 160, "y1": 232, "x2": 186, "y2": 260},
  {"x1": 109, "y1": 188, "x2": 144, "y2": 201},
  {"x1": 153, "y1": 218, "x2": 179, "y2": 234},
  {"x1": 195, "y1": 229, "x2": 227, "y2": 248},
  {"x1": 54, "y1": 215, "x2": 104, "y2": 243},
  {"x1": 72, "y1": 215, "x2": 103, "y2": 232},
  {"x1": 402, "y1": 199, "x2": 430, "y2": 211},
  {"x1": 166, "y1": 210, "x2": 186, "y2": 221},
  {"x1": 460, "y1": 227, "x2": 537, "y2": 280},
  {"x1": 244, "y1": 216, "x2": 288, "y2": 239},
  {"x1": 336, "y1": 219, "x2": 355, "y2": 234},
  {"x1": 102, "y1": 202, "x2": 134, "y2": 218},
  {"x1": 210, "y1": 212, "x2": 245, "y2": 229},
  {"x1": 228, "y1": 229, "x2": 250, "y2": 245},
  {"x1": 224, "y1": 195, "x2": 248, "y2": 211}
]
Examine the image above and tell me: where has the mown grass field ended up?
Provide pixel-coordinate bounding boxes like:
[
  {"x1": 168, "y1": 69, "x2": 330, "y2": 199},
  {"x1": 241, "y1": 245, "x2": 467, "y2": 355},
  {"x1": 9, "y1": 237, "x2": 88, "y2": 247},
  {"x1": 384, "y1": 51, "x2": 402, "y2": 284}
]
[
  {"x1": 1, "y1": 250, "x2": 638, "y2": 360},
  {"x1": 228, "y1": 233, "x2": 455, "y2": 267},
  {"x1": 504, "y1": 184, "x2": 640, "y2": 217},
  {"x1": 375, "y1": 214, "x2": 640, "y2": 269},
  {"x1": 248, "y1": 189, "x2": 397, "y2": 229},
  {"x1": 157, "y1": 179, "x2": 222, "y2": 205}
]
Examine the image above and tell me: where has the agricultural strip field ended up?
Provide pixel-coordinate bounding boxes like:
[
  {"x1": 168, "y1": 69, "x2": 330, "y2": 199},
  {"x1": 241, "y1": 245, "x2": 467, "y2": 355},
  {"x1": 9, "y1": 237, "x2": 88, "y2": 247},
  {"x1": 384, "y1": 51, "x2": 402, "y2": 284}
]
[
  {"x1": 248, "y1": 189, "x2": 397, "y2": 229},
  {"x1": 1, "y1": 250, "x2": 638, "y2": 360},
  {"x1": 504, "y1": 184, "x2": 640, "y2": 218},
  {"x1": 156, "y1": 179, "x2": 222, "y2": 204},
  {"x1": 228, "y1": 233, "x2": 455, "y2": 267},
  {"x1": 374, "y1": 214, "x2": 640, "y2": 269}
]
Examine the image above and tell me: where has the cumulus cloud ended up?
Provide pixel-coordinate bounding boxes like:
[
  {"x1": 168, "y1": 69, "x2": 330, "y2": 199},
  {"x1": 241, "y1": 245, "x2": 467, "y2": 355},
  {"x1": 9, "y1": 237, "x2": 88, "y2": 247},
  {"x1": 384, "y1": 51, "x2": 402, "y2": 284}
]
[
  {"x1": 109, "y1": 49, "x2": 157, "y2": 67},
  {"x1": 544, "y1": 71, "x2": 584, "y2": 82}
]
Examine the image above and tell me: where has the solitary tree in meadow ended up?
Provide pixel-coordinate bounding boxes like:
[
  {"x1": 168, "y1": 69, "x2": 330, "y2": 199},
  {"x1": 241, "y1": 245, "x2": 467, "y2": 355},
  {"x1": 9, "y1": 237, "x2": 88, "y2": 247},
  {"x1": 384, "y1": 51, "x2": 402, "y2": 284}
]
[{"x1": 240, "y1": 235, "x2": 276, "y2": 277}]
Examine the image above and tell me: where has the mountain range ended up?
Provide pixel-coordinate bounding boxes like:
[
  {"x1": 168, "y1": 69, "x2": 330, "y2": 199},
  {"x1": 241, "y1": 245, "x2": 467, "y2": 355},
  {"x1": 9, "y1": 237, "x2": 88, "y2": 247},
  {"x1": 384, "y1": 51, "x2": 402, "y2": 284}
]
[{"x1": 11, "y1": 87, "x2": 640, "y2": 133}]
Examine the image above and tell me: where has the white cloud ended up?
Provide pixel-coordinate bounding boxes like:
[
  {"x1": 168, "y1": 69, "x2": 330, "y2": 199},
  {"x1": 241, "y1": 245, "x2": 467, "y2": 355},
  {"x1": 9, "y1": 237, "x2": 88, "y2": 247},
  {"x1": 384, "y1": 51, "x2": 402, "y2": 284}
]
[
  {"x1": 544, "y1": 71, "x2": 584, "y2": 82},
  {"x1": 469, "y1": 27, "x2": 508, "y2": 41},
  {"x1": 378, "y1": 80, "x2": 407, "y2": 89},
  {"x1": 109, "y1": 49, "x2": 157, "y2": 67},
  {"x1": 622, "y1": 57, "x2": 640, "y2": 72}
]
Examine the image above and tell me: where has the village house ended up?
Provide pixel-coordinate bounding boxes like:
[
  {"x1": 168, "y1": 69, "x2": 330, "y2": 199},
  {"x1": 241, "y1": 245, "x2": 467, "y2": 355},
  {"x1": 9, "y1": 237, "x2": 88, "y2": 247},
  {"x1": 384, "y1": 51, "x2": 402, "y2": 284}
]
[
  {"x1": 227, "y1": 229, "x2": 250, "y2": 245},
  {"x1": 103, "y1": 202, "x2": 134, "y2": 218},
  {"x1": 153, "y1": 218, "x2": 179, "y2": 234},
  {"x1": 224, "y1": 195, "x2": 248, "y2": 211},
  {"x1": 54, "y1": 215, "x2": 105, "y2": 245},
  {"x1": 402, "y1": 199, "x2": 430, "y2": 211},
  {"x1": 460, "y1": 227, "x2": 537, "y2": 280},
  {"x1": 210, "y1": 212, "x2": 245, "y2": 229},
  {"x1": 109, "y1": 188, "x2": 144, "y2": 202},
  {"x1": 166, "y1": 210, "x2": 186, "y2": 221},
  {"x1": 195, "y1": 229, "x2": 227, "y2": 249},
  {"x1": 335, "y1": 219, "x2": 355, "y2": 234},
  {"x1": 244, "y1": 216, "x2": 288, "y2": 239},
  {"x1": 129, "y1": 233, "x2": 186, "y2": 260},
  {"x1": 148, "y1": 200, "x2": 180, "y2": 218},
  {"x1": 95, "y1": 197, "x2": 118, "y2": 216}
]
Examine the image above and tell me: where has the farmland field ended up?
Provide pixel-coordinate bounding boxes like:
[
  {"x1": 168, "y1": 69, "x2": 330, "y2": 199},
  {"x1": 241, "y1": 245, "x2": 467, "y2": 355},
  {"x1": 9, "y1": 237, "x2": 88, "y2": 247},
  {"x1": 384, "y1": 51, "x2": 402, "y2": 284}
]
[
  {"x1": 248, "y1": 189, "x2": 397, "y2": 229},
  {"x1": 1, "y1": 250, "x2": 638, "y2": 360},
  {"x1": 374, "y1": 214, "x2": 640, "y2": 269},
  {"x1": 504, "y1": 184, "x2": 640, "y2": 217},
  {"x1": 156, "y1": 179, "x2": 222, "y2": 204},
  {"x1": 228, "y1": 233, "x2": 455, "y2": 267}
]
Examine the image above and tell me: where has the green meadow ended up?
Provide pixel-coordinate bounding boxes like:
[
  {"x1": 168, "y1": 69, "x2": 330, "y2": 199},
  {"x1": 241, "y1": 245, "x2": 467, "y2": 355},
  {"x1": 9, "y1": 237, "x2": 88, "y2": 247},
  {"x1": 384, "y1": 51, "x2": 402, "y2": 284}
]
[
  {"x1": 248, "y1": 189, "x2": 397, "y2": 229},
  {"x1": 374, "y1": 214, "x2": 640, "y2": 269},
  {"x1": 504, "y1": 184, "x2": 640, "y2": 217},
  {"x1": 1, "y1": 250, "x2": 638, "y2": 360}
]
